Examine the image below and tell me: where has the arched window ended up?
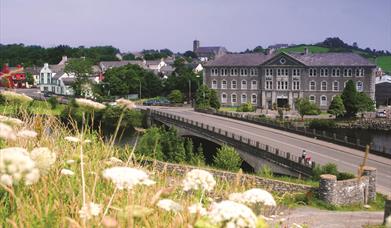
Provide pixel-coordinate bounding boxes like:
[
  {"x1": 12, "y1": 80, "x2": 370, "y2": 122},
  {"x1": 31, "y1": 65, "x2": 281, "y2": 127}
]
[
  {"x1": 241, "y1": 93, "x2": 247, "y2": 103},
  {"x1": 321, "y1": 81, "x2": 327, "y2": 91},
  {"x1": 309, "y1": 95, "x2": 316, "y2": 103},
  {"x1": 241, "y1": 80, "x2": 247, "y2": 90},
  {"x1": 231, "y1": 93, "x2": 237, "y2": 103},
  {"x1": 212, "y1": 80, "x2": 217, "y2": 89},
  {"x1": 356, "y1": 81, "x2": 363, "y2": 92},
  {"x1": 211, "y1": 68, "x2": 218, "y2": 76},
  {"x1": 220, "y1": 68, "x2": 228, "y2": 76},
  {"x1": 249, "y1": 68, "x2": 258, "y2": 76},
  {"x1": 221, "y1": 80, "x2": 227, "y2": 89},
  {"x1": 221, "y1": 93, "x2": 227, "y2": 103},
  {"x1": 231, "y1": 80, "x2": 237, "y2": 89},
  {"x1": 251, "y1": 94, "x2": 257, "y2": 104},
  {"x1": 332, "y1": 68, "x2": 340, "y2": 77},
  {"x1": 309, "y1": 81, "x2": 316, "y2": 91},
  {"x1": 333, "y1": 81, "x2": 339, "y2": 91},
  {"x1": 320, "y1": 95, "x2": 327, "y2": 106},
  {"x1": 251, "y1": 80, "x2": 257, "y2": 90},
  {"x1": 230, "y1": 68, "x2": 238, "y2": 76}
]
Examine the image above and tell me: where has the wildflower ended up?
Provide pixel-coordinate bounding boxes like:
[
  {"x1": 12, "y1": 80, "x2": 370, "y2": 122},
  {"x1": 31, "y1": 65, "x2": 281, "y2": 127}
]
[
  {"x1": 75, "y1": 98, "x2": 106, "y2": 110},
  {"x1": 61, "y1": 168, "x2": 75, "y2": 176},
  {"x1": 0, "y1": 123, "x2": 16, "y2": 141},
  {"x1": 229, "y1": 188, "x2": 276, "y2": 207},
  {"x1": 84, "y1": 139, "x2": 91, "y2": 143},
  {"x1": 66, "y1": 159, "x2": 76, "y2": 164},
  {"x1": 386, "y1": 216, "x2": 391, "y2": 228},
  {"x1": 30, "y1": 147, "x2": 56, "y2": 174},
  {"x1": 188, "y1": 203, "x2": 207, "y2": 216},
  {"x1": 102, "y1": 216, "x2": 118, "y2": 228},
  {"x1": 0, "y1": 147, "x2": 40, "y2": 186},
  {"x1": 208, "y1": 200, "x2": 257, "y2": 228},
  {"x1": 79, "y1": 202, "x2": 102, "y2": 219},
  {"x1": 0, "y1": 115, "x2": 24, "y2": 125},
  {"x1": 65, "y1": 136, "x2": 81, "y2": 143},
  {"x1": 17, "y1": 130, "x2": 38, "y2": 139},
  {"x1": 116, "y1": 98, "x2": 136, "y2": 110},
  {"x1": 157, "y1": 199, "x2": 182, "y2": 212},
  {"x1": 182, "y1": 169, "x2": 216, "y2": 192},
  {"x1": 102, "y1": 167, "x2": 155, "y2": 190},
  {"x1": 108, "y1": 157, "x2": 123, "y2": 165}
]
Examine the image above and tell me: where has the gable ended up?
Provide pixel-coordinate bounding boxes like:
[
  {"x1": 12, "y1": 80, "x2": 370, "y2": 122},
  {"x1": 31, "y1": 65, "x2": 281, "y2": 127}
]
[{"x1": 261, "y1": 52, "x2": 306, "y2": 67}]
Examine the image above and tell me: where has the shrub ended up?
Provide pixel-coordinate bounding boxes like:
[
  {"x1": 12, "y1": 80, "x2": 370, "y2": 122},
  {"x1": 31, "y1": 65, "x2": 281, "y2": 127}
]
[
  {"x1": 48, "y1": 97, "x2": 59, "y2": 110},
  {"x1": 213, "y1": 145, "x2": 242, "y2": 171},
  {"x1": 168, "y1": 90, "x2": 184, "y2": 104},
  {"x1": 236, "y1": 102, "x2": 255, "y2": 112},
  {"x1": 337, "y1": 172, "x2": 355, "y2": 180},
  {"x1": 312, "y1": 163, "x2": 354, "y2": 181},
  {"x1": 0, "y1": 94, "x2": 5, "y2": 105},
  {"x1": 257, "y1": 165, "x2": 273, "y2": 178},
  {"x1": 308, "y1": 119, "x2": 336, "y2": 130}
]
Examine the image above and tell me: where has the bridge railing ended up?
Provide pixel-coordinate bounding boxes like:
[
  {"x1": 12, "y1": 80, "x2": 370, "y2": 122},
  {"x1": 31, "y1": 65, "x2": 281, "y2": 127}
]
[{"x1": 149, "y1": 109, "x2": 315, "y2": 177}]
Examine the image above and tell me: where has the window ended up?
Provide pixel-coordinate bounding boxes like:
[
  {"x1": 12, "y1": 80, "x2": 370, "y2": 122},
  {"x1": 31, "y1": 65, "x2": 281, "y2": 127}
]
[
  {"x1": 265, "y1": 68, "x2": 273, "y2": 76},
  {"x1": 320, "y1": 95, "x2": 327, "y2": 106},
  {"x1": 344, "y1": 68, "x2": 352, "y2": 77},
  {"x1": 40, "y1": 73, "x2": 44, "y2": 84},
  {"x1": 241, "y1": 80, "x2": 247, "y2": 90},
  {"x1": 211, "y1": 68, "x2": 218, "y2": 76},
  {"x1": 320, "y1": 68, "x2": 328, "y2": 77},
  {"x1": 241, "y1": 94, "x2": 247, "y2": 103},
  {"x1": 249, "y1": 68, "x2": 258, "y2": 76},
  {"x1": 356, "y1": 81, "x2": 363, "y2": 92},
  {"x1": 309, "y1": 68, "x2": 317, "y2": 77},
  {"x1": 332, "y1": 68, "x2": 340, "y2": 77},
  {"x1": 230, "y1": 68, "x2": 238, "y2": 76},
  {"x1": 231, "y1": 93, "x2": 237, "y2": 103},
  {"x1": 221, "y1": 80, "x2": 227, "y2": 89},
  {"x1": 321, "y1": 81, "x2": 327, "y2": 91},
  {"x1": 309, "y1": 95, "x2": 316, "y2": 103},
  {"x1": 240, "y1": 68, "x2": 248, "y2": 76},
  {"x1": 356, "y1": 68, "x2": 364, "y2": 77},
  {"x1": 309, "y1": 81, "x2": 316, "y2": 91},
  {"x1": 292, "y1": 80, "x2": 300, "y2": 90},
  {"x1": 251, "y1": 94, "x2": 257, "y2": 104},
  {"x1": 277, "y1": 68, "x2": 288, "y2": 76},
  {"x1": 221, "y1": 93, "x2": 227, "y2": 103},
  {"x1": 251, "y1": 80, "x2": 257, "y2": 90},
  {"x1": 265, "y1": 80, "x2": 273, "y2": 90},
  {"x1": 333, "y1": 81, "x2": 339, "y2": 91},
  {"x1": 231, "y1": 80, "x2": 237, "y2": 89},
  {"x1": 212, "y1": 80, "x2": 217, "y2": 89},
  {"x1": 221, "y1": 68, "x2": 228, "y2": 76},
  {"x1": 292, "y1": 69, "x2": 301, "y2": 76}
]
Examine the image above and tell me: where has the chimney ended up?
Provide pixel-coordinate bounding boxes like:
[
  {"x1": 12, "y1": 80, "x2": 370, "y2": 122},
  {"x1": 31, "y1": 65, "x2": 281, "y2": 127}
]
[
  {"x1": 304, "y1": 48, "x2": 309, "y2": 55},
  {"x1": 193, "y1": 40, "x2": 200, "y2": 52}
]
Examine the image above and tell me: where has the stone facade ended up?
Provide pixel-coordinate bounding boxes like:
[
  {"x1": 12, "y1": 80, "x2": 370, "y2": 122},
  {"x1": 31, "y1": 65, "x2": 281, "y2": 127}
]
[
  {"x1": 318, "y1": 167, "x2": 377, "y2": 206},
  {"x1": 203, "y1": 52, "x2": 376, "y2": 110}
]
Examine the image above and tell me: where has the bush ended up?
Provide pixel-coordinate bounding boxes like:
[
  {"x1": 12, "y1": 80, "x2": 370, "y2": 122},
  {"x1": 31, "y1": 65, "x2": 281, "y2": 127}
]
[
  {"x1": 0, "y1": 94, "x2": 5, "y2": 105},
  {"x1": 236, "y1": 102, "x2": 255, "y2": 112},
  {"x1": 213, "y1": 145, "x2": 242, "y2": 171},
  {"x1": 48, "y1": 97, "x2": 59, "y2": 110},
  {"x1": 168, "y1": 90, "x2": 184, "y2": 104},
  {"x1": 312, "y1": 163, "x2": 354, "y2": 181},
  {"x1": 309, "y1": 119, "x2": 336, "y2": 130}
]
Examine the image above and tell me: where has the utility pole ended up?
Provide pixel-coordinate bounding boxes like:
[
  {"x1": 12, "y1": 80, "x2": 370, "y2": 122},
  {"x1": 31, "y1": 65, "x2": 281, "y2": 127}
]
[{"x1": 188, "y1": 79, "x2": 191, "y2": 104}]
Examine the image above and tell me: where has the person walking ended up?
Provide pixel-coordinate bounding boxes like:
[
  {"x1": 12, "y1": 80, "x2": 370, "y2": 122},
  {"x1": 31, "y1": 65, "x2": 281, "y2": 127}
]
[{"x1": 301, "y1": 150, "x2": 307, "y2": 160}]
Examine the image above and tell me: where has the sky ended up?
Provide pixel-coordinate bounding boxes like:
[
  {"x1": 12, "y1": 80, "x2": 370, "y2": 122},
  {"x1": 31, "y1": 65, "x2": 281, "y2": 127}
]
[{"x1": 1, "y1": 0, "x2": 390, "y2": 53}]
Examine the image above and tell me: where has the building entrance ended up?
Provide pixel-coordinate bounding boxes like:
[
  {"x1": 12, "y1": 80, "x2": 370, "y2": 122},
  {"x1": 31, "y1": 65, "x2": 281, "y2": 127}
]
[{"x1": 277, "y1": 98, "x2": 288, "y2": 108}]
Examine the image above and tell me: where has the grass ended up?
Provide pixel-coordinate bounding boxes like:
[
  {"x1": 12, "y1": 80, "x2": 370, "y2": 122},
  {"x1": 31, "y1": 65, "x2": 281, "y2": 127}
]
[
  {"x1": 219, "y1": 106, "x2": 238, "y2": 112},
  {"x1": 278, "y1": 45, "x2": 330, "y2": 54},
  {"x1": 376, "y1": 56, "x2": 391, "y2": 74},
  {"x1": 0, "y1": 100, "x2": 65, "y2": 116}
]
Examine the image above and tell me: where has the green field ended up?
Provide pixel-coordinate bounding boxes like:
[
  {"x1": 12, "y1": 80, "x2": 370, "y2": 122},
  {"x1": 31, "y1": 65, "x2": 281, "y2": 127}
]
[
  {"x1": 0, "y1": 100, "x2": 65, "y2": 116},
  {"x1": 376, "y1": 55, "x2": 391, "y2": 74},
  {"x1": 278, "y1": 45, "x2": 330, "y2": 54}
]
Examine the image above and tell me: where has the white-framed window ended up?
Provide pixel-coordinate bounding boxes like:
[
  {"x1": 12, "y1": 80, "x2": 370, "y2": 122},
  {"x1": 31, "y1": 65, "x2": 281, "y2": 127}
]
[
  {"x1": 309, "y1": 68, "x2": 317, "y2": 77},
  {"x1": 211, "y1": 68, "x2": 218, "y2": 76},
  {"x1": 309, "y1": 81, "x2": 316, "y2": 91},
  {"x1": 277, "y1": 68, "x2": 288, "y2": 76},
  {"x1": 309, "y1": 95, "x2": 316, "y2": 103},
  {"x1": 292, "y1": 79, "x2": 300, "y2": 90},
  {"x1": 231, "y1": 80, "x2": 237, "y2": 89},
  {"x1": 320, "y1": 95, "x2": 327, "y2": 106},
  {"x1": 265, "y1": 68, "x2": 273, "y2": 76},
  {"x1": 251, "y1": 80, "x2": 257, "y2": 90},
  {"x1": 241, "y1": 80, "x2": 247, "y2": 90},
  {"x1": 249, "y1": 68, "x2": 258, "y2": 76},
  {"x1": 221, "y1": 80, "x2": 227, "y2": 89},
  {"x1": 343, "y1": 68, "x2": 352, "y2": 77},
  {"x1": 332, "y1": 68, "x2": 340, "y2": 77},
  {"x1": 356, "y1": 68, "x2": 364, "y2": 77},
  {"x1": 321, "y1": 81, "x2": 327, "y2": 91},
  {"x1": 221, "y1": 93, "x2": 227, "y2": 103},
  {"x1": 251, "y1": 93, "x2": 257, "y2": 104},
  {"x1": 240, "y1": 68, "x2": 248, "y2": 76},
  {"x1": 356, "y1": 81, "x2": 363, "y2": 92},
  {"x1": 320, "y1": 68, "x2": 329, "y2": 77},
  {"x1": 265, "y1": 80, "x2": 273, "y2": 90},
  {"x1": 241, "y1": 93, "x2": 247, "y2": 103},
  {"x1": 292, "y1": 68, "x2": 301, "y2": 76},
  {"x1": 230, "y1": 68, "x2": 238, "y2": 76},
  {"x1": 231, "y1": 93, "x2": 237, "y2": 103},
  {"x1": 277, "y1": 81, "x2": 288, "y2": 90},
  {"x1": 333, "y1": 81, "x2": 339, "y2": 91},
  {"x1": 220, "y1": 68, "x2": 228, "y2": 76},
  {"x1": 212, "y1": 80, "x2": 217, "y2": 89}
]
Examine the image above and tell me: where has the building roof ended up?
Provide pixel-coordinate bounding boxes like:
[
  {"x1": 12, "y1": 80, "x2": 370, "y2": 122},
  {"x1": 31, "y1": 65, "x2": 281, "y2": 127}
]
[
  {"x1": 49, "y1": 64, "x2": 65, "y2": 73},
  {"x1": 99, "y1": 60, "x2": 144, "y2": 70},
  {"x1": 287, "y1": 52, "x2": 376, "y2": 66},
  {"x1": 61, "y1": 77, "x2": 76, "y2": 85},
  {"x1": 203, "y1": 53, "x2": 274, "y2": 67},
  {"x1": 53, "y1": 71, "x2": 65, "y2": 80},
  {"x1": 376, "y1": 75, "x2": 391, "y2": 84},
  {"x1": 24, "y1": 66, "x2": 41, "y2": 75},
  {"x1": 195, "y1": 46, "x2": 227, "y2": 55}
]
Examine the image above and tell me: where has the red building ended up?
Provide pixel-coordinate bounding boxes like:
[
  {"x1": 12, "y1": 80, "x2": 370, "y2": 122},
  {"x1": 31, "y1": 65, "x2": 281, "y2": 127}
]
[{"x1": 0, "y1": 64, "x2": 26, "y2": 88}]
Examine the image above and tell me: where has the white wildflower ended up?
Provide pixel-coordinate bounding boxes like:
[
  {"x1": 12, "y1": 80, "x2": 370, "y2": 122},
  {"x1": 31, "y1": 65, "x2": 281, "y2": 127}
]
[
  {"x1": 30, "y1": 147, "x2": 56, "y2": 174},
  {"x1": 116, "y1": 98, "x2": 136, "y2": 110},
  {"x1": 0, "y1": 115, "x2": 24, "y2": 125},
  {"x1": 108, "y1": 157, "x2": 123, "y2": 165},
  {"x1": 75, "y1": 98, "x2": 106, "y2": 110},
  {"x1": 0, "y1": 123, "x2": 16, "y2": 140},
  {"x1": 17, "y1": 130, "x2": 38, "y2": 138},
  {"x1": 208, "y1": 200, "x2": 257, "y2": 228},
  {"x1": 66, "y1": 159, "x2": 76, "y2": 164},
  {"x1": 386, "y1": 216, "x2": 391, "y2": 228},
  {"x1": 84, "y1": 139, "x2": 91, "y2": 143},
  {"x1": 157, "y1": 199, "x2": 182, "y2": 212},
  {"x1": 0, "y1": 147, "x2": 40, "y2": 186},
  {"x1": 182, "y1": 169, "x2": 216, "y2": 192},
  {"x1": 229, "y1": 188, "x2": 276, "y2": 207},
  {"x1": 188, "y1": 203, "x2": 207, "y2": 216},
  {"x1": 61, "y1": 168, "x2": 75, "y2": 176},
  {"x1": 65, "y1": 136, "x2": 81, "y2": 143},
  {"x1": 79, "y1": 202, "x2": 102, "y2": 219},
  {"x1": 102, "y1": 167, "x2": 154, "y2": 190}
]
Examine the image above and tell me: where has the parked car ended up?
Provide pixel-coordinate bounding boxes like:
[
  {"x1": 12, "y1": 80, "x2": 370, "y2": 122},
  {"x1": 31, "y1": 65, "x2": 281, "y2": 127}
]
[
  {"x1": 143, "y1": 97, "x2": 171, "y2": 106},
  {"x1": 376, "y1": 110, "x2": 387, "y2": 118}
]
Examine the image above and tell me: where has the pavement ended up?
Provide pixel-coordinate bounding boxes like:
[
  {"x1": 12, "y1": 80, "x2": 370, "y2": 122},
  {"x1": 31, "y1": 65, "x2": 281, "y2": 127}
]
[{"x1": 146, "y1": 106, "x2": 391, "y2": 195}]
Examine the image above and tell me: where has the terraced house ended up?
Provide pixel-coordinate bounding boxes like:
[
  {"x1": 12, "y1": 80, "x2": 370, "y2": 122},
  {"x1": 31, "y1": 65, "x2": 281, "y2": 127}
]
[{"x1": 203, "y1": 50, "x2": 376, "y2": 110}]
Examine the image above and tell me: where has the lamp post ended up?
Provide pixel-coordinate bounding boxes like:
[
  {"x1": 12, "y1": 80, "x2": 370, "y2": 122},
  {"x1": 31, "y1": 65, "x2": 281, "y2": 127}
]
[
  {"x1": 188, "y1": 79, "x2": 191, "y2": 104},
  {"x1": 135, "y1": 79, "x2": 141, "y2": 99}
]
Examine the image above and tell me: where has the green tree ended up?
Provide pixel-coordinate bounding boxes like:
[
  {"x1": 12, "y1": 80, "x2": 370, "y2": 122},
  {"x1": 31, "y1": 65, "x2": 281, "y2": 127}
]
[
  {"x1": 209, "y1": 89, "x2": 221, "y2": 110},
  {"x1": 168, "y1": 90, "x2": 184, "y2": 104},
  {"x1": 160, "y1": 128, "x2": 186, "y2": 163},
  {"x1": 295, "y1": 98, "x2": 321, "y2": 120},
  {"x1": 64, "y1": 58, "x2": 93, "y2": 97},
  {"x1": 357, "y1": 92, "x2": 375, "y2": 113},
  {"x1": 328, "y1": 95, "x2": 346, "y2": 118},
  {"x1": 213, "y1": 145, "x2": 242, "y2": 171},
  {"x1": 191, "y1": 144, "x2": 205, "y2": 166},
  {"x1": 137, "y1": 127, "x2": 163, "y2": 160},
  {"x1": 122, "y1": 53, "x2": 135, "y2": 60},
  {"x1": 25, "y1": 72, "x2": 35, "y2": 86},
  {"x1": 184, "y1": 138, "x2": 194, "y2": 162},
  {"x1": 341, "y1": 80, "x2": 359, "y2": 117}
]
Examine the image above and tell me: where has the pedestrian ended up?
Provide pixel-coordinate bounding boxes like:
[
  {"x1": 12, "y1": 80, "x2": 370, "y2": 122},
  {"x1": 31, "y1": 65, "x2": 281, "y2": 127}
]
[
  {"x1": 305, "y1": 156, "x2": 312, "y2": 166},
  {"x1": 301, "y1": 150, "x2": 307, "y2": 160}
]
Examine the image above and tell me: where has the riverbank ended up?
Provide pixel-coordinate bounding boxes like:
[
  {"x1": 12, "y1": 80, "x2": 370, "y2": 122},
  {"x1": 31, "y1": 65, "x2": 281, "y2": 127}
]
[{"x1": 347, "y1": 118, "x2": 391, "y2": 131}]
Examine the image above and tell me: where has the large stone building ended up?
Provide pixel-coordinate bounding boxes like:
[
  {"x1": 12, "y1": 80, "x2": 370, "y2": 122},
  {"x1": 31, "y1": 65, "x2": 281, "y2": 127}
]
[
  {"x1": 193, "y1": 40, "x2": 227, "y2": 62},
  {"x1": 203, "y1": 50, "x2": 376, "y2": 110}
]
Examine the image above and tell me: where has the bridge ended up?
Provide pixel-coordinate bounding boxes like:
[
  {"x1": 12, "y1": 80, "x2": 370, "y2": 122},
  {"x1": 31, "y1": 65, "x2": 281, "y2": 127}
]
[{"x1": 144, "y1": 106, "x2": 391, "y2": 195}]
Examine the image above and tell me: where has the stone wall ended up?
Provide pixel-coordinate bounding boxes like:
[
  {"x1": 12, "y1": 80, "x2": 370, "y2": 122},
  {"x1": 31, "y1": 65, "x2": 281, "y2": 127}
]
[
  {"x1": 318, "y1": 167, "x2": 377, "y2": 206},
  {"x1": 384, "y1": 195, "x2": 391, "y2": 225}
]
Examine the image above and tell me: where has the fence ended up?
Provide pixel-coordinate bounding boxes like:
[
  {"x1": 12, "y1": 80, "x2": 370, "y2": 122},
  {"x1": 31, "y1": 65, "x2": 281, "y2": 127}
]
[
  {"x1": 196, "y1": 109, "x2": 391, "y2": 159},
  {"x1": 150, "y1": 109, "x2": 315, "y2": 177}
]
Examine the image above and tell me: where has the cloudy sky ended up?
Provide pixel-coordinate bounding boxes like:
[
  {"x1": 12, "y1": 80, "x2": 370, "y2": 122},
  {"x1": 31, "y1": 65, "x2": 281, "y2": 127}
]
[{"x1": 1, "y1": 0, "x2": 390, "y2": 52}]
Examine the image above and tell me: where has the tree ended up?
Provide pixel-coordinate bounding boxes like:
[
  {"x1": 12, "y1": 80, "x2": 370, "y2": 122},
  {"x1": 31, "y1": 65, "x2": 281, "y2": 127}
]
[
  {"x1": 137, "y1": 127, "x2": 163, "y2": 160},
  {"x1": 328, "y1": 95, "x2": 345, "y2": 118},
  {"x1": 183, "y1": 51, "x2": 197, "y2": 59},
  {"x1": 191, "y1": 144, "x2": 205, "y2": 166},
  {"x1": 168, "y1": 90, "x2": 184, "y2": 103},
  {"x1": 209, "y1": 89, "x2": 221, "y2": 110},
  {"x1": 25, "y1": 72, "x2": 35, "y2": 86},
  {"x1": 213, "y1": 145, "x2": 242, "y2": 172},
  {"x1": 160, "y1": 128, "x2": 186, "y2": 163},
  {"x1": 122, "y1": 53, "x2": 135, "y2": 60},
  {"x1": 64, "y1": 58, "x2": 93, "y2": 97},
  {"x1": 357, "y1": 92, "x2": 375, "y2": 113},
  {"x1": 295, "y1": 98, "x2": 321, "y2": 120},
  {"x1": 341, "y1": 80, "x2": 359, "y2": 117},
  {"x1": 47, "y1": 96, "x2": 59, "y2": 110}
]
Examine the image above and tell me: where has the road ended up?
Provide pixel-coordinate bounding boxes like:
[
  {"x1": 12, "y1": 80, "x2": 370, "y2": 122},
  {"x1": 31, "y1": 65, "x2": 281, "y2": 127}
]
[{"x1": 147, "y1": 106, "x2": 391, "y2": 195}]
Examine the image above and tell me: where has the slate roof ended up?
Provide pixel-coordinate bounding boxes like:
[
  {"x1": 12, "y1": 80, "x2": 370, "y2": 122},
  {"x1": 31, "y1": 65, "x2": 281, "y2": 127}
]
[
  {"x1": 100, "y1": 61, "x2": 144, "y2": 70},
  {"x1": 195, "y1": 46, "x2": 227, "y2": 54},
  {"x1": 53, "y1": 71, "x2": 65, "y2": 80},
  {"x1": 61, "y1": 77, "x2": 76, "y2": 85},
  {"x1": 203, "y1": 53, "x2": 275, "y2": 67},
  {"x1": 49, "y1": 64, "x2": 65, "y2": 73},
  {"x1": 24, "y1": 66, "x2": 41, "y2": 75},
  {"x1": 287, "y1": 52, "x2": 376, "y2": 66}
]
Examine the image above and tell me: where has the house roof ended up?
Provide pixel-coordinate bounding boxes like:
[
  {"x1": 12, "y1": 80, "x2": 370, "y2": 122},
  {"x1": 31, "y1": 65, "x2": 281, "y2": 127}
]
[
  {"x1": 195, "y1": 46, "x2": 227, "y2": 54},
  {"x1": 53, "y1": 71, "x2": 65, "y2": 80},
  {"x1": 376, "y1": 75, "x2": 391, "y2": 84},
  {"x1": 49, "y1": 64, "x2": 65, "y2": 73},
  {"x1": 24, "y1": 66, "x2": 41, "y2": 75},
  {"x1": 99, "y1": 60, "x2": 144, "y2": 70},
  {"x1": 203, "y1": 53, "x2": 275, "y2": 67},
  {"x1": 61, "y1": 77, "x2": 76, "y2": 85},
  {"x1": 287, "y1": 52, "x2": 376, "y2": 66}
]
